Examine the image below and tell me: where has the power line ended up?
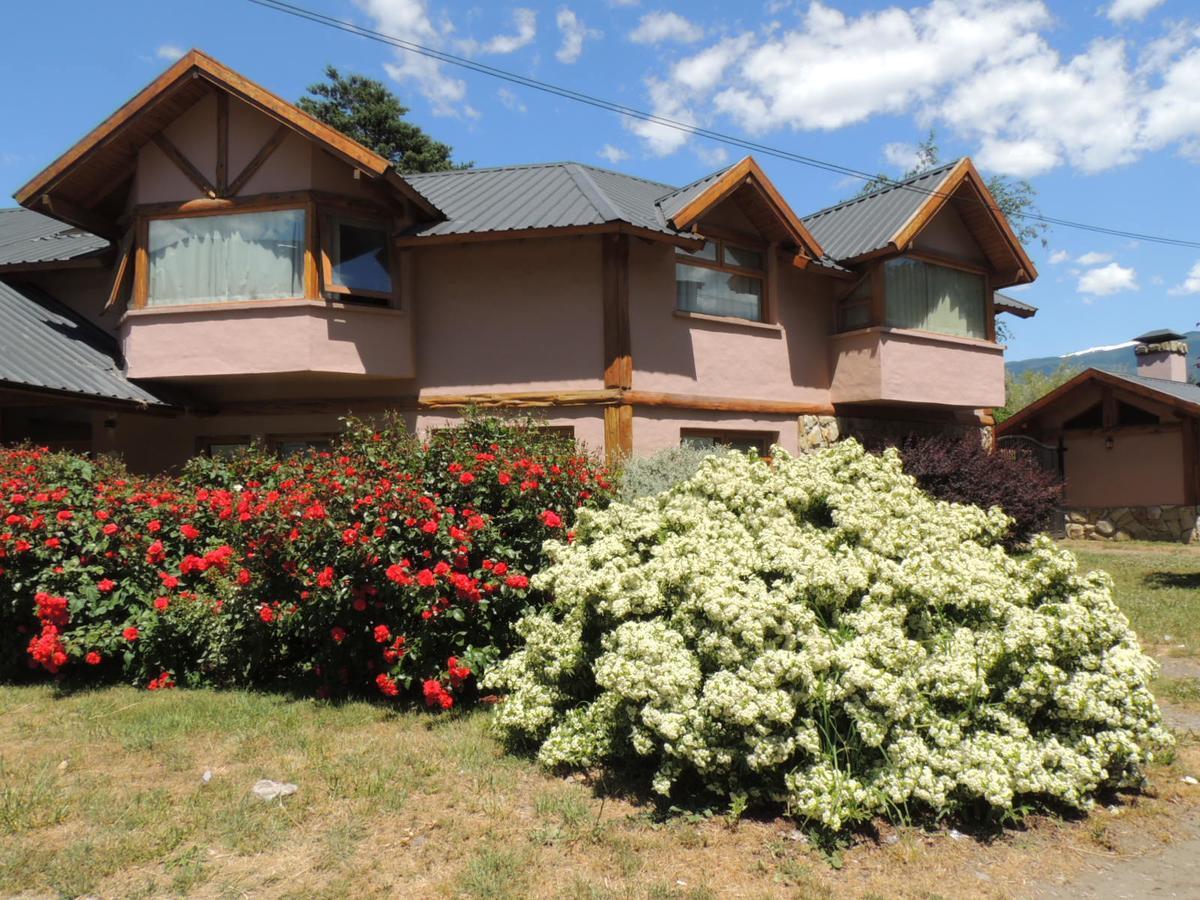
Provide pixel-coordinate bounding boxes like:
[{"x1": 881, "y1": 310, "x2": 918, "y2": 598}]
[{"x1": 246, "y1": 0, "x2": 1200, "y2": 251}]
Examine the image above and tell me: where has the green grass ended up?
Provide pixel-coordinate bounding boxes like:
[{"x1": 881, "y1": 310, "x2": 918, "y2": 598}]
[{"x1": 1067, "y1": 540, "x2": 1200, "y2": 653}]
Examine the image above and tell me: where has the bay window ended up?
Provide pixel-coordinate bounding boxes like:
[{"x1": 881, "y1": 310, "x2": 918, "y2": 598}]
[
  {"x1": 147, "y1": 208, "x2": 306, "y2": 307},
  {"x1": 322, "y1": 216, "x2": 394, "y2": 301},
  {"x1": 883, "y1": 257, "x2": 986, "y2": 340},
  {"x1": 676, "y1": 238, "x2": 765, "y2": 322}
]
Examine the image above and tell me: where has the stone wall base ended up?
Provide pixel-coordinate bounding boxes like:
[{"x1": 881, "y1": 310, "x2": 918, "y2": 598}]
[
  {"x1": 796, "y1": 414, "x2": 990, "y2": 453},
  {"x1": 1064, "y1": 506, "x2": 1200, "y2": 543}
]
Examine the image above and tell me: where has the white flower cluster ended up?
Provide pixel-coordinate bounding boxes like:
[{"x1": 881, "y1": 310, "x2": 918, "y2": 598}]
[{"x1": 485, "y1": 441, "x2": 1172, "y2": 831}]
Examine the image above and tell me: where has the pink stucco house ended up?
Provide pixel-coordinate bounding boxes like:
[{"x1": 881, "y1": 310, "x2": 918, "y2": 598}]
[{"x1": 0, "y1": 51, "x2": 1037, "y2": 471}]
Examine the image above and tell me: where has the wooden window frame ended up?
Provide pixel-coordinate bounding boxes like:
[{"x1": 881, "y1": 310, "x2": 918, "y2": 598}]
[
  {"x1": 680, "y1": 427, "x2": 777, "y2": 455},
  {"x1": 876, "y1": 252, "x2": 995, "y2": 343},
  {"x1": 319, "y1": 212, "x2": 401, "y2": 307},
  {"x1": 675, "y1": 231, "x2": 770, "y2": 324},
  {"x1": 133, "y1": 199, "x2": 313, "y2": 309}
]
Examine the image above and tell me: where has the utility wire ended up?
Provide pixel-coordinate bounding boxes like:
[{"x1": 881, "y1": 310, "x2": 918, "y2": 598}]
[{"x1": 246, "y1": 0, "x2": 1200, "y2": 251}]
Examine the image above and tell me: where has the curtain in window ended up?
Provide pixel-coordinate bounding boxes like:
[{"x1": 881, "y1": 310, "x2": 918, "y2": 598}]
[
  {"x1": 884, "y1": 258, "x2": 985, "y2": 339},
  {"x1": 148, "y1": 209, "x2": 306, "y2": 306},
  {"x1": 675, "y1": 263, "x2": 763, "y2": 320}
]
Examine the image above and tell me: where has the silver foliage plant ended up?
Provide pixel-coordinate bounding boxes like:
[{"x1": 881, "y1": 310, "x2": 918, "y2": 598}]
[
  {"x1": 615, "y1": 443, "x2": 717, "y2": 502},
  {"x1": 485, "y1": 441, "x2": 1172, "y2": 831}
]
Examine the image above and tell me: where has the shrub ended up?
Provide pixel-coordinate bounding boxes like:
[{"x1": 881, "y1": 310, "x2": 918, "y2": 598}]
[
  {"x1": 0, "y1": 414, "x2": 612, "y2": 705},
  {"x1": 486, "y1": 442, "x2": 1170, "y2": 833},
  {"x1": 895, "y1": 433, "x2": 1062, "y2": 549},
  {"x1": 616, "y1": 444, "x2": 717, "y2": 502}
]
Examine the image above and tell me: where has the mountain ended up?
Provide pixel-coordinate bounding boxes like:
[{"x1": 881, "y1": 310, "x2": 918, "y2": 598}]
[{"x1": 1006, "y1": 330, "x2": 1200, "y2": 379}]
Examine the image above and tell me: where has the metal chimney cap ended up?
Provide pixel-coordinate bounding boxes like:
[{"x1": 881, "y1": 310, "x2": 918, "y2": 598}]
[{"x1": 1134, "y1": 328, "x2": 1187, "y2": 343}]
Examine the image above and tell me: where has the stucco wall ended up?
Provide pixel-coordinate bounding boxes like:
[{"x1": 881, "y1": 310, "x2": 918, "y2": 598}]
[
  {"x1": 412, "y1": 237, "x2": 606, "y2": 395},
  {"x1": 1063, "y1": 430, "x2": 1186, "y2": 507},
  {"x1": 912, "y1": 204, "x2": 987, "y2": 265},
  {"x1": 628, "y1": 239, "x2": 834, "y2": 403}
]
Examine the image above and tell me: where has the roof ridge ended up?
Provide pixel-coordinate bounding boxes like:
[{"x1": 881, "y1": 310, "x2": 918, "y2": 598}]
[
  {"x1": 404, "y1": 160, "x2": 678, "y2": 191},
  {"x1": 801, "y1": 158, "x2": 962, "y2": 222},
  {"x1": 564, "y1": 164, "x2": 625, "y2": 223}
]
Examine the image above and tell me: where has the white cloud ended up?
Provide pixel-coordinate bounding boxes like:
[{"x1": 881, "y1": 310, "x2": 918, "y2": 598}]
[
  {"x1": 629, "y1": 11, "x2": 703, "y2": 45},
  {"x1": 1106, "y1": 0, "x2": 1166, "y2": 23},
  {"x1": 358, "y1": 0, "x2": 472, "y2": 116},
  {"x1": 155, "y1": 44, "x2": 184, "y2": 62},
  {"x1": 1048, "y1": 250, "x2": 1070, "y2": 264},
  {"x1": 1076, "y1": 251, "x2": 1112, "y2": 265},
  {"x1": 622, "y1": 0, "x2": 1200, "y2": 176},
  {"x1": 598, "y1": 144, "x2": 629, "y2": 164},
  {"x1": 695, "y1": 144, "x2": 730, "y2": 166},
  {"x1": 497, "y1": 87, "x2": 527, "y2": 113},
  {"x1": 459, "y1": 8, "x2": 537, "y2": 55},
  {"x1": 627, "y1": 77, "x2": 695, "y2": 155},
  {"x1": 556, "y1": 7, "x2": 600, "y2": 63},
  {"x1": 883, "y1": 141, "x2": 921, "y2": 171},
  {"x1": 1078, "y1": 262, "x2": 1138, "y2": 295},
  {"x1": 1169, "y1": 261, "x2": 1200, "y2": 295}
]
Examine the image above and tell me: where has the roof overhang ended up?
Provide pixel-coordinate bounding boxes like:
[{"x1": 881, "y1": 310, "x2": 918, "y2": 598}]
[
  {"x1": 993, "y1": 291, "x2": 1037, "y2": 319},
  {"x1": 887, "y1": 158, "x2": 1038, "y2": 289},
  {"x1": 997, "y1": 367, "x2": 1200, "y2": 435},
  {"x1": 14, "y1": 49, "x2": 441, "y2": 234},
  {"x1": 665, "y1": 157, "x2": 826, "y2": 261}
]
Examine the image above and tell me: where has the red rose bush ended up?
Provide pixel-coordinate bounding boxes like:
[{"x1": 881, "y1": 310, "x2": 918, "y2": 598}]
[{"x1": 0, "y1": 414, "x2": 611, "y2": 705}]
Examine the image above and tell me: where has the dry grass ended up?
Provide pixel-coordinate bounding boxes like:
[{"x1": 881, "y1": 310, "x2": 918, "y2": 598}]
[
  {"x1": 3, "y1": 539, "x2": 1200, "y2": 898},
  {"x1": 0, "y1": 685, "x2": 1197, "y2": 899}
]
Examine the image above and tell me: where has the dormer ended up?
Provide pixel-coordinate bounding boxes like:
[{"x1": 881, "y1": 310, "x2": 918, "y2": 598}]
[{"x1": 14, "y1": 50, "x2": 442, "y2": 384}]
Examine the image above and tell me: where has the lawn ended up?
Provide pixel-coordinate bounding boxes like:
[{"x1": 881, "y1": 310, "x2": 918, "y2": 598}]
[{"x1": 2, "y1": 540, "x2": 1199, "y2": 899}]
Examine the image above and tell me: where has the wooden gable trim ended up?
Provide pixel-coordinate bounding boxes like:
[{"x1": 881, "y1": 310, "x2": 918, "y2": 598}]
[
  {"x1": 997, "y1": 368, "x2": 1200, "y2": 436},
  {"x1": 226, "y1": 124, "x2": 290, "y2": 197},
  {"x1": 668, "y1": 157, "x2": 826, "y2": 260},
  {"x1": 102, "y1": 229, "x2": 135, "y2": 314},
  {"x1": 151, "y1": 133, "x2": 218, "y2": 199},
  {"x1": 15, "y1": 49, "x2": 441, "y2": 220},
  {"x1": 215, "y1": 92, "x2": 229, "y2": 196},
  {"x1": 887, "y1": 158, "x2": 1038, "y2": 287}
]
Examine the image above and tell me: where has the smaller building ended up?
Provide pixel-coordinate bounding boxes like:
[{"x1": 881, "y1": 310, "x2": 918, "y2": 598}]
[{"x1": 998, "y1": 330, "x2": 1200, "y2": 542}]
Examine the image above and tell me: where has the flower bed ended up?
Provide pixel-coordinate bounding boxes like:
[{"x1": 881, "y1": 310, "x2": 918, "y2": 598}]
[
  {"x1": 0, "y1": 415, "x2": 611, "y2": 705},
  {"x1": 486, "y1": 441, "x2": 1171, "y2": 832}
]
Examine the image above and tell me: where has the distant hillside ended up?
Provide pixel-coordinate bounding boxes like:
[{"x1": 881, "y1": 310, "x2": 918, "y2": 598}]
[{"x1": 1006, "y1": 330, "x2": 1200, "y2": 380}]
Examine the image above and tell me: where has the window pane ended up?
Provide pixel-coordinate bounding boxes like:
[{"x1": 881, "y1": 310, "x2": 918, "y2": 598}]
[
  {"x1": 724, "y1": 244, "x2": 763, "y2": 271},
  {"x1": 680, "y1": 241, "x2": 718, "y2": 262},
  {"x1": 676, "y1": 263, "x2": 763, "y2": 321},
  {"x1": 884, "y1": 258, "x2": 985, "y2": 340},
  {"x1": 149, "y1": 209, "x2": 305, "y2": 306},
  {"x1": 333, "y1": 222, "x2": 391, "y2": 294}
]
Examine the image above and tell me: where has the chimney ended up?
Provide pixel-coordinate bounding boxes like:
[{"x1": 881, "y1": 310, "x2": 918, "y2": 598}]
[{"x1": 1133, "y1": 329, "x2": 1189, "y2": 382}]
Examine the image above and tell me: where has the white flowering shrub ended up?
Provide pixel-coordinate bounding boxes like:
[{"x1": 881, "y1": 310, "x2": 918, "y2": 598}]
[{"x1": 486, "y1": 441, "x2": 1171, "y2": 832}]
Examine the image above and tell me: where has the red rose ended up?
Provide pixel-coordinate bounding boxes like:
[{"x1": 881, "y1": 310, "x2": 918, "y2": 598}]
[
  {"x1": 505, "y1": 574, "x2": 529, "y2": 590},
  {"x1": 259, "y1": 605, "x2": 275, "y2": 624},
  {"x1": 236, "y1": 568, "x2": 251, "y2": 586},
  {"x1": 85, "y1": 651, "x2": 102, "y2": 665},
  {"x1": 376, "y1": 673, "x2": 399, "y2": 697},
  {"x1": 498, "y1": 473, "x2": 512, "y2": 485},
  {"x1": 180, "y1": 524, "x2": 200, "y2": 540},
  {"x1": 148, "y1": 519, "x2": 161, "y2": 532},
  {"x1": 316, "y1": 566, "x2": 335, "y2": 589},
  {"x1": 154, "y1": 596, "x2": 170, "y2": 612},
  {"x1": 97, "y1": 578, "x2": 116, "y2": 593},
  {"x1": 540, "y1": 510, "x2": 563, "y2": 528},
  {"x1": 373, "y1": 624, "x2": 391, "y2": 643},
  {"x1": 122, "y1": 626, "x2": 139, "y2": 641},
  {"x1": 330, "y1": 626, "x2": 347, "y2": 643},
  {"x1": 56, "y1": 510, "x2": 73, "y2": 523},
  {"x1": 102, "y1": 523, "x2": 118, "y2": 536}
]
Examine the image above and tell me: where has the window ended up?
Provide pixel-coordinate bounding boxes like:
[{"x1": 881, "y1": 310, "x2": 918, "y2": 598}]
[
  {"x1": 324, "y1": 217, "x2": 393, "y2": 302},
  {"x1": 148, "y1": 209, "x2": 306, "y2": 307},
  {"x1": 675, "y1": 238, "x2": 765, "y2": 322},
  {"x1": 681, "y1": 429, "x2": 775, "y2": 455},
  {"x1": 837, "y1": 274, "x2": 872, "y2": 332},
  {"x1": 883, "y1": 258, "x2": 986, "y2": 340}
]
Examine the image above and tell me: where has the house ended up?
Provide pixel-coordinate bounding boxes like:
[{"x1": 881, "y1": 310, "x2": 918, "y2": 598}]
[
  {"x1": 997, "y1": 330, "x2": 1200, "y2": 542},
  {"x1": 0, "y1": 50, "x2": 1037, "y2": 472}
]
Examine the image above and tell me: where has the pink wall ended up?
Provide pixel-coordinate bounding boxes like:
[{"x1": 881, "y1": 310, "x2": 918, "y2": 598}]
[
  {"x1": 628, "y1": 238, "x2": 834, "y2": 403},
  {"x1": 413, "y1": 237, "x2": 605, "y2": 395},
  {"x1": 912, "y1": 204, "x2": 987, "y2": 265},
  {"x1": 1064, "y1": 430, "x2": 1186, "y2": 507},
  {"x1": 120, "y1": 300, "x2": 415, "y2": 380},
  {"x1": 830, "y1": 327, "x2": 1005, "y2": 408}
]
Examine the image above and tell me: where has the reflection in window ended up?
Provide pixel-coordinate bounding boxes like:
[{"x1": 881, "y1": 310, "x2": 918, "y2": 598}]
[
  {"x1": 675, "y1": 238, "x2": 766, "y2": 322},
  {"x1": 330, "y1": 220, "x2": 392, "y2": 297},
  {"x1": 148, "y1": 209, "x2": 305, "y2": 306},
  {"x1": 681, "y1": 429, "x2": 775, "y2": 455}
]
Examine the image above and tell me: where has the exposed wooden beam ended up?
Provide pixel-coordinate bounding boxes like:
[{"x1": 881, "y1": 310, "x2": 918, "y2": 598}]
[
  {"x1": 622, "y1": 391, "x2": 835, "y2": 416},
  {"x1": 151, "y1": 132, "x2": 217, "y2": 199},
  {"x1": 226, "y1": 124, "x2": 289, "y2": 197},
  {"x1": 418, "y1": 389, "x2": 621, "y2": 409},
  {"x1": 35, "y1": 195, "x2": 120, "y2": 241},
  {"x1": 602, "y1": 233, "x2": 632, "y2": 390},
  {"x1": 215, "y1": 92, "x2": 229, "y2": 196}
]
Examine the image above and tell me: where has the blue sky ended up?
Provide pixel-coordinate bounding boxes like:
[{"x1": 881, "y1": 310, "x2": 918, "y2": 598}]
[{"x1": 3, "y1": 0, "x2": 1199, "y2": 361}]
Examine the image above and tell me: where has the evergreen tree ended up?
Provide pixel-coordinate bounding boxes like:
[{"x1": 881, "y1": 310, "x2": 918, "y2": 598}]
[{"x1": 298, "y1": 66, "x2": 469, "y2": 174}]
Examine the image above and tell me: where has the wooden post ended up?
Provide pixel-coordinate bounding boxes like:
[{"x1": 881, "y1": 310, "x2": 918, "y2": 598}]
[
  {"x1": 602, "y1": 234, "x2": 633, "y2": 461},
  {"x1": 215, "y1": 93, "x2": 229, "y2": 196}
]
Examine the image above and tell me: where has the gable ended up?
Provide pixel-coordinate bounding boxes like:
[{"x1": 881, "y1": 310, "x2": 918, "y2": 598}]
[
  {"x1": 912, "y1": 202, "x2": 987, "y2": 266},
  {"x1": 15, "y1": 50, "x2": 440, "y2": 235}
]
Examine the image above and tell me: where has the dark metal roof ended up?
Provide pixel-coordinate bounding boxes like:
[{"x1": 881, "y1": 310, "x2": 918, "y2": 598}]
[
  {"x1": 994, "y1": 291, "x2": 1037, "y2": 318},
  {"x1": 656, "y1": 165, "x2": 732, "y2": 223},
  {"x1": 1133, "y1": 328, "x2": 1186, "y2": 343},
  {"x1": 1105, "y1": 370, "x2": 1200, "y2": 409},
  {"x1": 0, "y1": 279, "x2": 166, "y2": 406},
  {"x1": 801, "y1": 161, "x2": 960, "y2": 261},
  {"x1": 404, "y1": 162, "x2": 685, "y2": 239},
  {"x1": 0, "y1": 208, "x2": 109, "y2": 267}
]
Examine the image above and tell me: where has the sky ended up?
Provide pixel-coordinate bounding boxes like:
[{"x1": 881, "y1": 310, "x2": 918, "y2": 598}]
[{"x1": 2, "y1": 0, "x2": 1199, "y2": 361}]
